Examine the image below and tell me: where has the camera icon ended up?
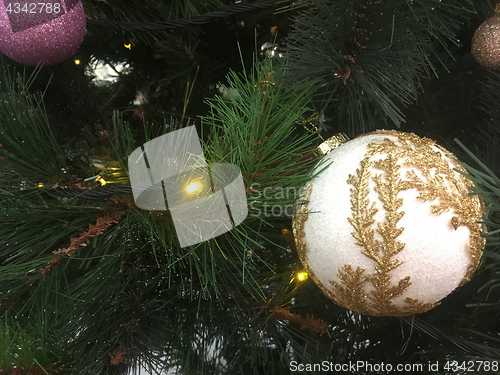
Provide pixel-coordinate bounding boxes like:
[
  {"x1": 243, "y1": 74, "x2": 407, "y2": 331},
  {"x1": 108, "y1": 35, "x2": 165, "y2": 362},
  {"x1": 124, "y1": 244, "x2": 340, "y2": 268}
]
[{"x1": 128, "y1": 126, "x2": 248, "y2": 248}]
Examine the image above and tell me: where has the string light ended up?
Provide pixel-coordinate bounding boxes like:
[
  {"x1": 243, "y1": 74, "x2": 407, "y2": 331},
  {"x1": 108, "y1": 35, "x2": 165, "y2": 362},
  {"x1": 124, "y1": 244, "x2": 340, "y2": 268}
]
[
  {"x1": 186, "y1": 182, "x2": 201, "y2": 193},
  {"x1": 96, "y1": 176, "x2": 108, "y2": 186},
  {"x1": 296, "y1": 271, "x2": 308, "y2": 281},
  {"x1": 74, "y1": 59, "x2": 81, "y2": 65},
  {"x1": 124, "y1": 44, "x2": 132, "y2": 50}
]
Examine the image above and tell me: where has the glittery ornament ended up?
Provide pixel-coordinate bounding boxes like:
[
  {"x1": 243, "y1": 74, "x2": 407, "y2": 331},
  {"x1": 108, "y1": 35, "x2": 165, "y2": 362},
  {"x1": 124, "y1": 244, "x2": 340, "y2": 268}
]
[
  {"x1": 258, "y1": 26, "x2": 284, "y2": 61},
  {"x1": 0, "y1": 0, "x2": 86, "y2": 66},
  {"x1": 293, "y1": 130, "x2": 485, "y2": 317},
  {"x1": 471, "y1": 15, "x2": 500, "y2": 70}
]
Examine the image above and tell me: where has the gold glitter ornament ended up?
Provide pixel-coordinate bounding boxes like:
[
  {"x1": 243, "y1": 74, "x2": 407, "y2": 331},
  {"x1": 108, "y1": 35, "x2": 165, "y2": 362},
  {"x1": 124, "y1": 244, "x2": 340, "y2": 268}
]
[
  {"x1": 471, "y1": 15, "x2": 500, "y2": 70},
  {"x1": 293, "y1": 130, "x2": 485, "y2": 317}
]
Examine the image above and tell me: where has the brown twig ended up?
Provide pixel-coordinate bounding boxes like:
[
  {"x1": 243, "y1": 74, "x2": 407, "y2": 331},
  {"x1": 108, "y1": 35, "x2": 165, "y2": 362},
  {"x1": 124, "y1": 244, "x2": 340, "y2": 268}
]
[
  {"x1": 109, "y1": 348, "x2": 129, "y2": 366},
  {"x1": 270, "y1": 307, "x2": 329, "y2": 336},
  {"x1": 41, "y1": 196, "x2": 134, "y2": 275}
]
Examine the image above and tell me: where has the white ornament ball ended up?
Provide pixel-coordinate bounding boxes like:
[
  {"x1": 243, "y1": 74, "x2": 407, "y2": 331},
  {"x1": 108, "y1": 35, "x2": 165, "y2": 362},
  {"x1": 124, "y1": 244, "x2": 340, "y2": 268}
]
[{"x1": 293, "y1": 130, "x2": 485, "y2": 317}]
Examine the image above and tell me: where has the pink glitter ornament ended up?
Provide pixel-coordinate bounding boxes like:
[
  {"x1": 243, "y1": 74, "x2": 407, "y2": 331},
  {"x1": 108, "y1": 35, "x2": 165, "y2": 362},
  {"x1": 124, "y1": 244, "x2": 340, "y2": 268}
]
[{"x1": 0, "y1": 0, "x2": 86, "y2": 66}]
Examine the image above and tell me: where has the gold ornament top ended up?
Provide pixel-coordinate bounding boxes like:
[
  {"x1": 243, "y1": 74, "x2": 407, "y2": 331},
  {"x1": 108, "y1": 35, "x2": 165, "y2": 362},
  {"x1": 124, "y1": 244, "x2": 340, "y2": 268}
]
[
  {"x1": 293, "y1": 130, "x2": 485, "y2": 317},
  {"x1": 316, "y1": 133, "x2": 350, "y2": 155}
]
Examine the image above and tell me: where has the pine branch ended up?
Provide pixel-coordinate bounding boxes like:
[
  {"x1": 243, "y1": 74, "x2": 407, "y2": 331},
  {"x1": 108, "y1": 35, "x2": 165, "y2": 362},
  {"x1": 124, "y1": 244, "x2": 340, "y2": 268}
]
[
  {"x1": 87, "y1": 0, "x2": 276, "y2": 31},
  {"x1": 455, "y1": 140, "x2": 500, "y2": 309},
  {"x1": 83, "y1": 0, "x2": 224, "y2": 23},
  {"x1": 283, "y1": 0, "x2": 476, "y2": 135},
  {"x1": 404, "y1": 0, "x2": 475, "y2": 48},
  {"x1": 0, "y1": 67, "x2": 69, "y2": 184},
  {"x1": 41, "y1": 201, "x2": 131, "y2": 275}
]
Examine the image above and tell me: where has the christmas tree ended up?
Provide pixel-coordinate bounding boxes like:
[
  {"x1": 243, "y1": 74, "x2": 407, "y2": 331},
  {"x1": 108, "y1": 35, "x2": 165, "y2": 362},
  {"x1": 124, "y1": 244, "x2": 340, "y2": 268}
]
[{"x1": 0, "y1": 0, "x2": 500, "y2": 374}]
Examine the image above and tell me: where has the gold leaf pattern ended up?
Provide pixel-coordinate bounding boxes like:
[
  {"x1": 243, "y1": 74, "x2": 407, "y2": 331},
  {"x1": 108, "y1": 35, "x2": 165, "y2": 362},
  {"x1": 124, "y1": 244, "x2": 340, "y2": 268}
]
[
  {"x1": 403, "y1": 298, "x2": 437, "y2": 315},
  {"x1": 330, "y1": 265, "x2": 369, "y2": 313},
  {"x1": 293, "y1": 130, "x2": 484, "y2": 317},
  {"x1": 338, "y1": 151, "x2": 435, "y2": 316},
  {"x1": 365, "y1": 130, "x2": 485, "y2": 284}
]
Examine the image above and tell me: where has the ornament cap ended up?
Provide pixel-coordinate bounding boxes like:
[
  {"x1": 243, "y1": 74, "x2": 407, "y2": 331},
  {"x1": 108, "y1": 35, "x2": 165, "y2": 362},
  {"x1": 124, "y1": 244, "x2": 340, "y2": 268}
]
[{"x1": 316, "y1": 133, "x2": 350, "y2": 156}]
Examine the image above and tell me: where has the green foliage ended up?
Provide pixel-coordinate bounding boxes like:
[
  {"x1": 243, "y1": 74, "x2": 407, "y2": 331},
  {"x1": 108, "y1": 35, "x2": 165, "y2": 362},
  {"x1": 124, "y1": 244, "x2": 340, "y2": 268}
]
[
  {"x1": 404, "y1": 0, "x2": 475, "y2": 48},
  {"x1": 82, "y1": 0, "x2": 225, "y2": 48},
  {"x1": 83, "y1": 0, "x2": 223, "y2": 32},
  {"x1": 0, "y1": 61, "x2": 326, "y2": 374},
  {"x1": 470, "y1": 71, "x2": 500, "y2": 174},
  {"x1": 282, "y1": 0, "x2": 476, "y2": 135},
  {"x1": 2, "y1": 1, "x2": 500, "y2": 374},
  {"x1": 83, "y1": 0, "x2": 223, "y2": 21},
  {"x1": 0, "y1": 68, "x2": 68, "y2": 184},
  {"x1": 201, "y1": 62, "x2": 320, "y2": 216},
  {"x1": 0, "y1": 312, "x2": 71, "y2": 374},
  {"x1": 456, "y1": 141, "x2": 500, "y2": 302}
]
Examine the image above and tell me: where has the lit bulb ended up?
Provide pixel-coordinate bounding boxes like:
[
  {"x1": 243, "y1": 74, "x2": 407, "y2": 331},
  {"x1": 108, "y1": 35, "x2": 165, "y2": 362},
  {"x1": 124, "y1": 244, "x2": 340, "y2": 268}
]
[
  {"x1": 74, "y1": 59, "x2": 81, "y2": 65},
  {"x1": 96, "y1": 176, "x2": 108, "y2": 186},
  {"x1": 186, "y1": 182, "x2": 201, "y2": 193},
  {"x1": 296, "y1": 272, "x2": 308, "y2": 281}
]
